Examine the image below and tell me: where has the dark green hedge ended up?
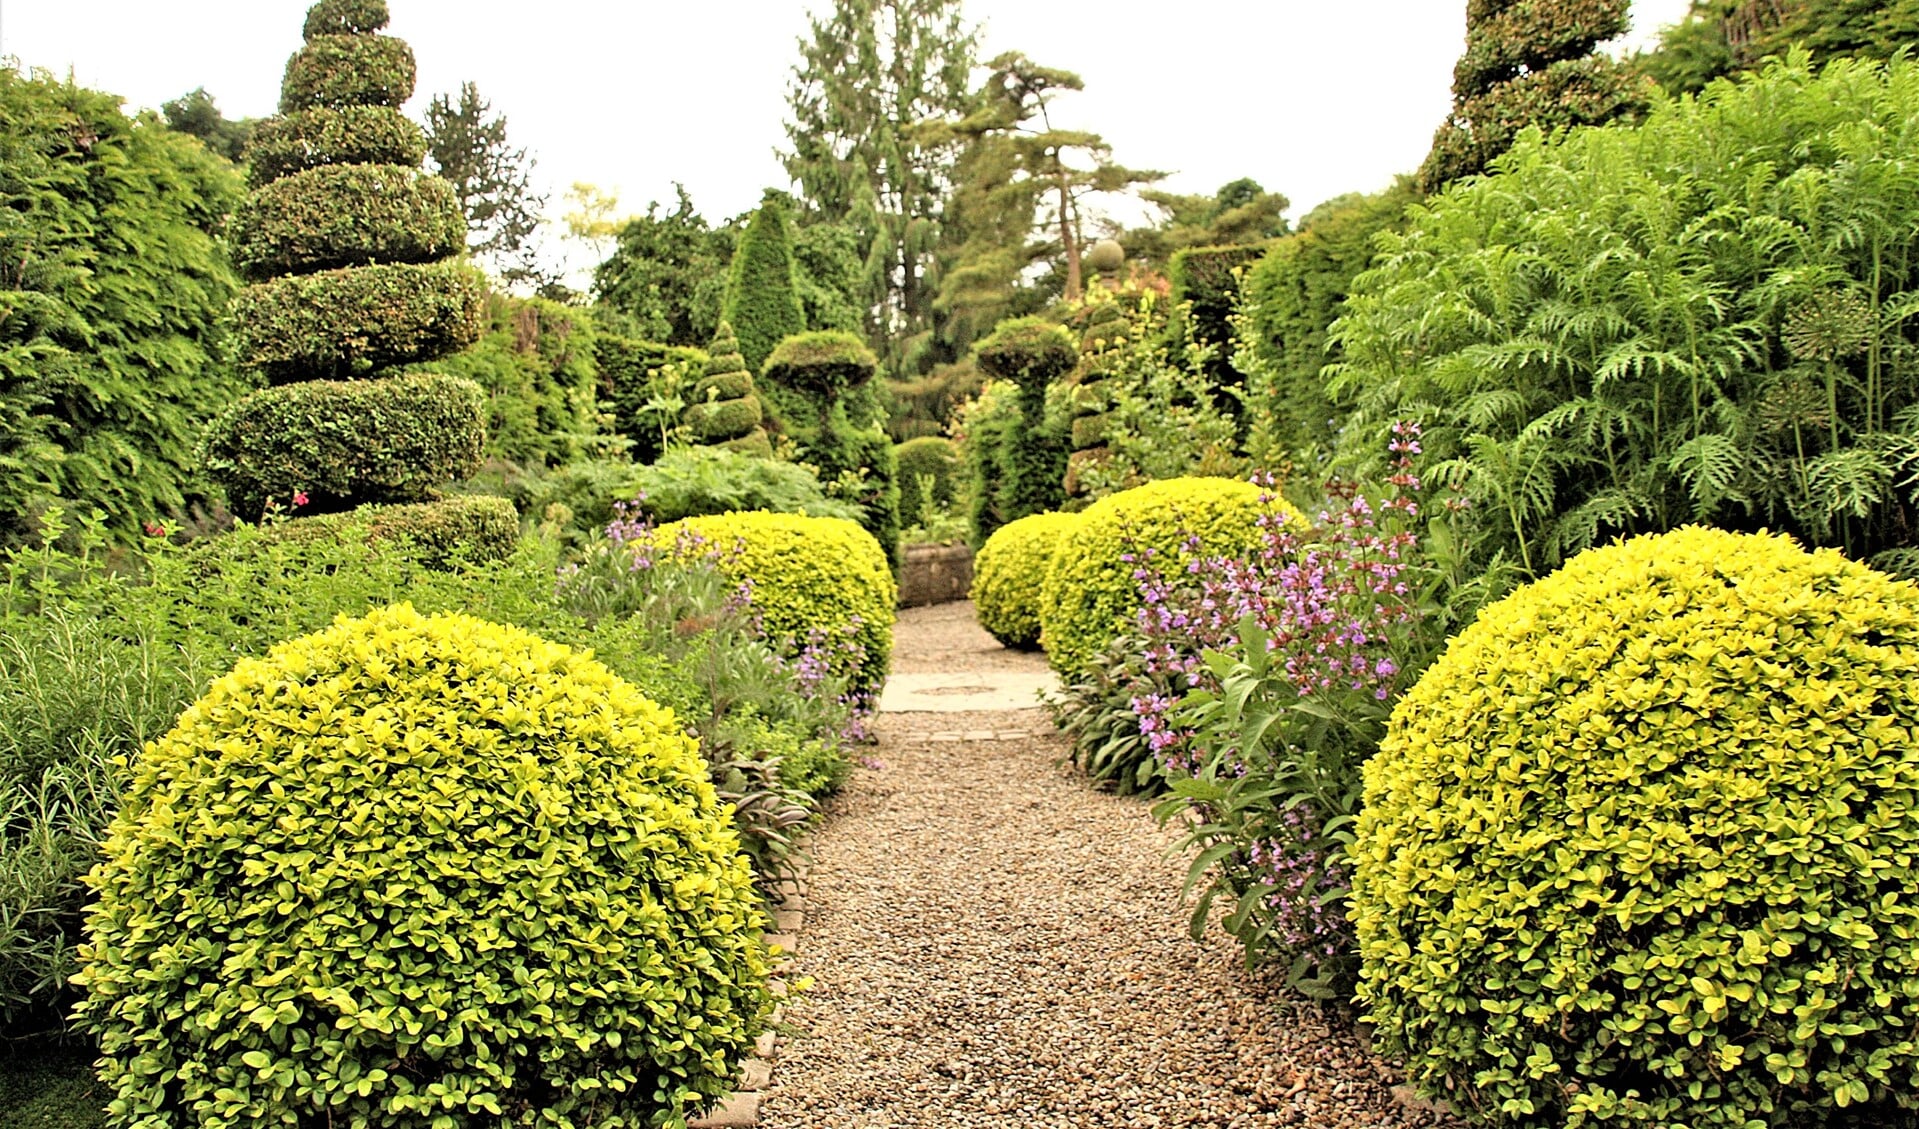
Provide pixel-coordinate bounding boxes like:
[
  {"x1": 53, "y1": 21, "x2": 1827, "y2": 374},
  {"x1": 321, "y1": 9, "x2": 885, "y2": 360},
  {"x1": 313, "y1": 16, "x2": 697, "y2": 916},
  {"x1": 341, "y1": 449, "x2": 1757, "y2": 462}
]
[
  {"x1": 974, "y1": 317, "x2": 1077, "y2": 396},
  {"x1": 595, "y1": 334, "x2": 707, "y2": 462},
  {"x1": 1169, "y1": 243, "x2": 1270, "y2": 402},
  {"x1": 763, "y1": 331, "x2": 878, "y2": 398},
  {"x1": 302, "y1": 0, "x2": 390, "y2": 39},
  {"x1": 685, "y1": 396, "x2": 764, "y2": 443},
  {"x1": 245, "y1": 105, "x2": 425, "y2": 188},
  {"x1": 232, "y1": 164, "x2": 463, "y2": 280},
  {"x1": 894, "y1": 436, "x2": 958, "y2": 529},
  {"x1": 202, "y1": 373, "x2": 486, "y2": 519},
  {"x1": 235, "y1": 260, "x2": 485, "y2": 383},
  {"x1": 279, "y1": 34, "x2": 416, "y2": 113},
  {"x1": 202, "y1": 495, "x2": 517, "y2": 570}
]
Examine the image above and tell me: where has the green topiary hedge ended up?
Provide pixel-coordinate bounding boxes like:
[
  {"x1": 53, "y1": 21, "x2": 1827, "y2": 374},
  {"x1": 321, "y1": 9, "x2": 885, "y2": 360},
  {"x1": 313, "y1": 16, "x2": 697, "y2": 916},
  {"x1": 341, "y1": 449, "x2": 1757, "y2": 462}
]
[
  {"x1": 722, "y1": 196, "x2": 806, "y2": 377},
  {"x1": 1353, "y1": 526, "x2": 1919, "y2": 1128},
  {"x1": 301, "y1": 0, "x2": 389, "y2": 38},
  {"x1": 1039, "y1": 476, "x2": 1301, "y2": 675},
  {"x1": 201, "y1": 372, "x2": 486, "y2": 519},
  {"x1": 973, "y1": 317, "x2": 1077, "y2": 397},
  {"x1": 211, "y1": 495, "x2": 519, "y2": 570},
  {"x1": 972, "y1": 510, "x2": 1078, "y2": 649},
  {"x1": 680, "y1": 321, "x2": 769, "y2": 453},
  {"x1": 973, "y1": 317, "x2": 1075, "y2": 537},
  {"x1": 685, "y1": 396, "x2": 765, "y2": 443},
  {"x1": 235, "y1": 260, "x2": 485, "y2": 382},
  {"x1": 231, "y1": 163, "x2": 465, "y2": 280},
  {"x1": 74, "y1": 603, "x2": 773, "y2": 1129},
  {"x1": 894, "y1": 435, "x2": 959, "y2": 530},
  {"x1": 245, "y1": 105, "x2": 425, "y2": 188},
  {"x1": 279, "y1": 33, "x2": 417, "y2": 113},
  {"x1": 651, "y1": 511, "x2": 895, "y2": 699},
  {"x1": 762, "y1": 331, "x2": 878, "y2": 399}
]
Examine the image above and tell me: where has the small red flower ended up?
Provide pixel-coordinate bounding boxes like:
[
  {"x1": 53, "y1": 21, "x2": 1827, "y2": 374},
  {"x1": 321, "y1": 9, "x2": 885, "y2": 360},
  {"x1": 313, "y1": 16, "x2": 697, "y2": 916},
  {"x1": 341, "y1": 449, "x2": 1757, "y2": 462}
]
[
  {"x1": 143, "y1": 521, "x2": 166, "y2": 537},
  {"x1": 291, "y1": 491, "x2": 310, "y2": 508}
]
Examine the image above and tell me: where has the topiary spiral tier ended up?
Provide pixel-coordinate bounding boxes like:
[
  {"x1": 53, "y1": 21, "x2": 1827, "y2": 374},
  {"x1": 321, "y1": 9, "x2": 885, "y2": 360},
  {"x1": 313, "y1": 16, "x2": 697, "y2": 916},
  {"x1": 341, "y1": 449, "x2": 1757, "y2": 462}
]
[
  {"x1": 1353, "y1": 527, "x2": 1919, "y2": 1128},
  {"x1": 205, "y1": 0, "x2": 485, "y2": 522},
  {"x1": 683, "y1": 321, "x2": 772, "y2": 457}
]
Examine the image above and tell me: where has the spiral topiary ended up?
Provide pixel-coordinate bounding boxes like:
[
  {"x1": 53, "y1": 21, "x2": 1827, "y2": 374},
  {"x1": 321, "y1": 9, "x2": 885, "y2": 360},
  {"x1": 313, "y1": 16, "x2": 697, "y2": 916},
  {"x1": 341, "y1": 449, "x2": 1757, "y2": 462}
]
[
  {"x1": 1038, "y1": 476, "x2": 1301, "y2": 675},
  {"x1": 74, "y1": 603, "x2": 773, "y2": 1129},
  {"x1": 206, "y1": 0, "x2": 486, "y2": 526},
  {"x1": 1353, "y1": 526, "x2": 1919, "y2": 1128},
  {"x1": 973, "y1": 510, "x2": 1078, "y2": 649},
  {"x1": 682, "y1": 321, "x2": 771, "y2": 455},
  {"x1": 651, "y1": 511, "x2": 896, "y2": 700}
]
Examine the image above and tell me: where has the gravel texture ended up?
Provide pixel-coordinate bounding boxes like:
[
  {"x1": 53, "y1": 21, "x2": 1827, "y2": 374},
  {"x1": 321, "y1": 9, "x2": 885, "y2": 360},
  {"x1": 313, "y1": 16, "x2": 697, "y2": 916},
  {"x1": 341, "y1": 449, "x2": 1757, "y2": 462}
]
[{"x1": 760, "y1": 604, "x2": 1462, "y2": 1129}]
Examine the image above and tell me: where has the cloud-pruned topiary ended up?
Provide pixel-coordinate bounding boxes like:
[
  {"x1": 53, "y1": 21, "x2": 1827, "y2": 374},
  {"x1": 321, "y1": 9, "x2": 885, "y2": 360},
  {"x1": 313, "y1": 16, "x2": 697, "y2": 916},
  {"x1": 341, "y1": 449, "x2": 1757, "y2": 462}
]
[
  {"x1": 973, "y1": 510, "x2": 1078, "y2": 649},
  {"x1": 1039, "y1": 476, "x2": 1301, "y2": 675},
  {"x1": 75, "y1": 603, "x2": 773, "y2": 1129},
  {"x1": 682, "y1": 321, "x2": 771, "y2": 456},
  {"x1": 762, "y1": 331, "x2": 899, "y2": 560},
  {"x1": 974, "y1": 317, "x2": 1076, "y2": 542},
  {"x1": 651, "y1": 510, "x2": 896, "y2": 700},
  {"x1": 1353, "y1": 526, "x2": 1919, "y2": 1128},
  {"x1": 206, "y1": 0, "x2": 485, "y2": 524}
]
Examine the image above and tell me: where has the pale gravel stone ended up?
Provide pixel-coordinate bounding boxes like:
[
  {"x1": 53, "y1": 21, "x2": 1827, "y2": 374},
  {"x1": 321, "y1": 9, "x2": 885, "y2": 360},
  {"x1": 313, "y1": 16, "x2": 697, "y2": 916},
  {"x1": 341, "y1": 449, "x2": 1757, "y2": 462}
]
[{"x1": 759, "y1": 597, "x2": 1462, "y2": 1129}]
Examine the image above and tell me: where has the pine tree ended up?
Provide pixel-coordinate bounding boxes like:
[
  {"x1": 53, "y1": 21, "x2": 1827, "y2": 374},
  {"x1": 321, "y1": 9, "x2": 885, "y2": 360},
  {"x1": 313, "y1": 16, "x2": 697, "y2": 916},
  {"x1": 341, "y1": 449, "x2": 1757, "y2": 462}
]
[
  {"x1": 782, "y1": 0, "x2": 976, "y2": 374},
  {"x1": 203, "y1": 0, "x2": 487, "y2": 522},
  {"x1": 721, "y1": 195, "x2": 807, "y2": 378},
  {"x1": 423, "y1": 81, "x2": 548, "y2": 286},
  {"x1": 1418, "y1": 0, "x2": 1649, "y2": 193}
]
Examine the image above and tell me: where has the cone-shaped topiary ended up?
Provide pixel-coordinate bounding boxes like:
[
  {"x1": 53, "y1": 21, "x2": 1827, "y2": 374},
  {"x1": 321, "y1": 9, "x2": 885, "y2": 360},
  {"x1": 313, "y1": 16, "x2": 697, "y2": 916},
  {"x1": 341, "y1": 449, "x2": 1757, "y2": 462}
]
[
  {"x1": 1039, "y1": 476, "x2": 1303, "y2": 675},
  {"x1": 972, "y1": 510, "x2": 1078, "y2": 648},
  {"x1": 722, "y1": 195, "x2": 806, "y2": 378},
  {"x1": 681, "y1": 320, "x2": 770, "y2": 454},
  {"x1": 973, "y1": 316, "x2": 1076, "y2": 540},
  {"x1": 206, "y1": 0, "x2": 486, "y2": 524},
  {"x1": 1353, "y1": 527, "x2": 1919, "y2": 1128},
  {"x1": 74, "y1": 603, "x2": 773, "y2": 1129}
]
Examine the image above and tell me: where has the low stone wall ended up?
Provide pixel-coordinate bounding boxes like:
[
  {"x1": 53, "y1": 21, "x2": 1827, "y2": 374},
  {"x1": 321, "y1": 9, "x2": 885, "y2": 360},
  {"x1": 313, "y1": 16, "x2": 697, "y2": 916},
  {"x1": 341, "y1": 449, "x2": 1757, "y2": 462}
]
[{"x1": 897, "y1": 543, "x2": 973, "y2": 608}]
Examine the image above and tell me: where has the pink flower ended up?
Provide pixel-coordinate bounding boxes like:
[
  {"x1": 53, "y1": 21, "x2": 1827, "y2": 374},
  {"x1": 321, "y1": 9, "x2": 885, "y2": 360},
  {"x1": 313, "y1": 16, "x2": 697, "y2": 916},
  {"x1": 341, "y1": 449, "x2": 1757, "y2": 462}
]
[{"x1": 291, "y1": 491, "x2": 310, "y2": 508}]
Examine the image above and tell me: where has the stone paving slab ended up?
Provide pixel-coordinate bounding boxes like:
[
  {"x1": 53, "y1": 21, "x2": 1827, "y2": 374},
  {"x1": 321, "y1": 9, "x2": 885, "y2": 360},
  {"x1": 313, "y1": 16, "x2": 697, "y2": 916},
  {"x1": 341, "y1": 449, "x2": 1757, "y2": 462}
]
[{"x1": 877, "y1": 671, "x2": 1059, "y2": 713}]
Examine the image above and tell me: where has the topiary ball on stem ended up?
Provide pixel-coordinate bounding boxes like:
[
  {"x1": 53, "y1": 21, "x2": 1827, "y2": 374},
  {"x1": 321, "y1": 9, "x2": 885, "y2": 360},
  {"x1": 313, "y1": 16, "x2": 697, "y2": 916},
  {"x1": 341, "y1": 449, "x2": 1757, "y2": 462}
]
[
  {"x1": 1353, "y1": 526, "x2": 1919, "y2": 1129},
  {"x1": 75, "y1": 603, "x2": 773, "y2": 1129}
]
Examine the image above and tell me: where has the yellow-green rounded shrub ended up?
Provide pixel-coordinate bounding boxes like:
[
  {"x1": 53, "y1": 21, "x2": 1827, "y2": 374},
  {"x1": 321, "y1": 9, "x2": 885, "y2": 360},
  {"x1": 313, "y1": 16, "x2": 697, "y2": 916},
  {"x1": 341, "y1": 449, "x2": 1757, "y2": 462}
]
[
  {"x1": 75, "y1": 604, "x2": 772, "y2": 1129},
  {"x1": 1038, "y1": 477, "x2": 1301, "y2": 675},
  {"x1": 653, "y1": 511, "x2": 896, "y2": 699},
  {"x1": 1352, "y1": 528, "x2": 1919, "y2": 1129},
  {"x1": 973, "y1": 511, "x2": 1078, "y2": 649}
]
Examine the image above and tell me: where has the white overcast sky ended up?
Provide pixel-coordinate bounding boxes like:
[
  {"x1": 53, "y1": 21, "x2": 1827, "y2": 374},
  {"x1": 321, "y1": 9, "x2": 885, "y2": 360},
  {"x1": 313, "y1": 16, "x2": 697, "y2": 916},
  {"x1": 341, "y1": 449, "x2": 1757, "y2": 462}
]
[{"x1": 4, "y1": 0, "x2": 1692, "y2": 260}]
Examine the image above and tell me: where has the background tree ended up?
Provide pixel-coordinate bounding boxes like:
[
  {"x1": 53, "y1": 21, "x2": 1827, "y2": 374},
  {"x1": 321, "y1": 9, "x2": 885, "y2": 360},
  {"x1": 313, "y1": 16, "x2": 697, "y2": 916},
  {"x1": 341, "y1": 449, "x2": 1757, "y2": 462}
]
[
  {"x1": 160, "y1": 86, "x2": 257, "y2": 161},
  {"x1": 1639, "y1": 0, "x2": 1919, "y2": 94},
  {"x1": 783, "y1": 0, "x2": 977, "y2": 376},
  {"x1": 1417, "y1": 0, "x2": 1649, "y2": 193},
  {"x1": 0, "y1": 69, "x2": 247, "y2": 545},
  {"x1": 722, "y1": 194, "x2": 808, "y2": 377},
  {"x1": 423, "y1": 81, "x2": 548, "y2": 286},
  {"x1": 591, "y1": 185, "x2": 728, "y2": 345},
  {"x1": 1114, "y1": 177, "x2": 1291, "y2": 270}
]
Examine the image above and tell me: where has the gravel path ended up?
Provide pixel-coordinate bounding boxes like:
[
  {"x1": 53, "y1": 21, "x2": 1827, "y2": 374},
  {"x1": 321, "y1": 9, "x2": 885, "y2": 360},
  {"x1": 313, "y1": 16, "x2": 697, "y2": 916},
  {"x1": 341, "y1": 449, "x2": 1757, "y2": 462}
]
[{"x1": 759, "y1": 604, "x2": 1461, "y2": 1129}]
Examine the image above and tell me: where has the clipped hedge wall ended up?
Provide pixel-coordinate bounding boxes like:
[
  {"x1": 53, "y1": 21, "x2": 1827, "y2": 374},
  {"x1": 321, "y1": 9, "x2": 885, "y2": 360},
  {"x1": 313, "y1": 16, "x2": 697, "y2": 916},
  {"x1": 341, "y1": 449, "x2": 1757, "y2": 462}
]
[
  {"x1": 231, "y1": 163, "x2": 464, "y2": 280},
  {"x1": 245, "y1": 104, "x2": 425, "y2": 188},
  {"x1": 651, "y1": 511, "x2": 895, "y2": 699},
  {"x1": 279, "y1": 33, "x2": 417, "y2": 113},
  {"x1": 1354, "y1": 527, "x2": 1919, "y2": 1128},
  {"x1": 972, "y1": 510, "x2": 1078, "y2": 649},
  {"x1": 1169, "y1": 242, "x2": 1269, "y2": 403},
  {"x1": 235, "y1": 259, "x2": 485, "y2": 382},
  {"x1": 1039, "y1": 476, "x2": 1300, "y2": 675},
  {"x1": 202, "y1": 373, "x2": 486, "y2": 519},
  {"x1": 895, "y1": 435, "x2": 959, "y2": 530},
  {"x1": 75, "y1": 604, "x2": 773, "y2": 1129},
  {"x1": 595, "y1": 334, "x2": 707, "y2": 462}
]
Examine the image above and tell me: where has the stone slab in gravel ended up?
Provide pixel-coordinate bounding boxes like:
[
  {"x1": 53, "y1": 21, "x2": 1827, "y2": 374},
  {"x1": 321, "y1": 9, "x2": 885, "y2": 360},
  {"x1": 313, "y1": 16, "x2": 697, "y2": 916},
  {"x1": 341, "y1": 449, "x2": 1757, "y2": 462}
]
[
  {"x1": 877, "y1": 671, "x2": 1058, "y2": 713},
  {"x1": 758, "y1": 707, "x2": 1463, "y2": 1129}
]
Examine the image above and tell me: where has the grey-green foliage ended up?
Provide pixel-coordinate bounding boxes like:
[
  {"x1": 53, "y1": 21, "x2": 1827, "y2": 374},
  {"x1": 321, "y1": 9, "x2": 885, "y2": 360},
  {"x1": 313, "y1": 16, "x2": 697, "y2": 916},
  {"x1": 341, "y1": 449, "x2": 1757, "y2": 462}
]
[{"x1": 1330, "y1": 54, "x2": 1919, "y2": 580}]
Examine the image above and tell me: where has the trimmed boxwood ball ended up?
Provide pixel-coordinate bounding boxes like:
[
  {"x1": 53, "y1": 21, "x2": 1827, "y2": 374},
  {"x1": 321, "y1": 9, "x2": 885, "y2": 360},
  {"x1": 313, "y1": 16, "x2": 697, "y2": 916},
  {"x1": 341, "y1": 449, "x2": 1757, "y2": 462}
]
[
  {"x1": 1353, "y1": 527, "x2": 1919, "y2": 1129},
  {"x1": 236, "y1": 260, "x2": 485, "y2": 382},
  {"x1": 973, "y1": 511, "x2": 1078, "y2": 649},
  {"x1": 975, "y1": 316, "x2": 1077, "y2": 396},
  {"x1": 302, "y1": 0, "x2": 389, "y2": 38},
  {"x1": 245, "y1": 105, "x2": 426, "y2": 188},
  {"x1": 685, "y1": 396, "x2": 764, "y2": 443},
  {"x1": 762, "y1": 331, "x2": 878, "y2": 398},
  {"x1": 1039, "y1": 476, "x2": 1302, "y2": 675},
  {"x1": 203, "y1": 372, "x2": 486, "y2": 520},
  {"x1": 894, "y1": 435, "x2": 959, "y2": 529},
  {"x1": 280, "y1": 33, "x2": 417, "y2": 112},
  {"x1": 651, "y1": 511, "x2": 896, "y2": 700},
  {"x1": 231, "y1": 164, "x2": 465, "y2": 281},
  {"x1": 73, "y1": 603, "x2": 773, "y2": 1129}
]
